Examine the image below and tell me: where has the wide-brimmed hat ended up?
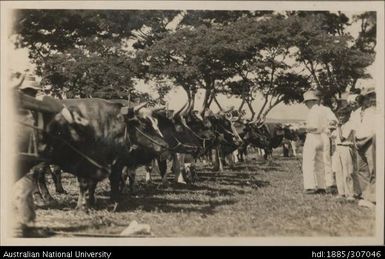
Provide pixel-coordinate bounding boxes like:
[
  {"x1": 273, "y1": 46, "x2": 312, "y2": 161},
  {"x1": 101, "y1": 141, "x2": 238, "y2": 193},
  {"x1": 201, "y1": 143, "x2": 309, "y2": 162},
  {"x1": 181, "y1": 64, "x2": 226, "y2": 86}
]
[
  {"x1": 361, "y1": 87, "x2": 375, "y2": 96},
  {"x1": 346, "y1": 93, "x2": 359, "y2": 104},
  {"x1": 19, "y1": 75, "x2": 40, "y2": 90},
  {"x1": 303, "y1": 90, "x2": 319, "y2": 102}
]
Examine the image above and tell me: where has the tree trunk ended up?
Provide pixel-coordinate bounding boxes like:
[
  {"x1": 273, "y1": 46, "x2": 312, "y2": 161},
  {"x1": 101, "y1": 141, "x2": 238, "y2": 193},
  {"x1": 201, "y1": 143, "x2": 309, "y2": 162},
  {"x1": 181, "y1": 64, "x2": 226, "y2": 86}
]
[
  {"x1": 260, "y1": 97, "x2": 283, "y2": 119},
  {"x1": 190, "y1": 90, "x2": 196, "y2": 112},
  {"x1": 238, "y1": 85, "x2": 247, "y2": 112},
  {"x1": 304, "y1": 60, "x2": 322, "y2": 89},
  {"x1": 213, "y1": 95, "x2": 223, "y2": 111},
  {"x1": 246, "y1": 99, "x2": 255, "y2": 120},
  {"x1": 238, "y1": 99, "x2": 246, "y2": 112},
  {"x1": 256, "y1": 95, "x2": 269, "y2": 121},
  {"x1": 201, "y1": 88, "x2": 211, "y2": 116}
]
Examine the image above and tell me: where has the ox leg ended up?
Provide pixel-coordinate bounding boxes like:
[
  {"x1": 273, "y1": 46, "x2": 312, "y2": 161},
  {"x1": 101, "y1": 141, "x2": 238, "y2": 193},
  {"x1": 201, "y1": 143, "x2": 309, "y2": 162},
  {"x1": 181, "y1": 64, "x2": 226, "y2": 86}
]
[
  {"x1": 233, "y1": 149, "x2": 240, "y2": 163},
  {"x1": 156, "y1": 158, "x2": 168, "y2": 186},
  {"x1": 263, "y1": 149, "x2": 269, "y2": 160},
  {"x1": 126, "y1": 169, "x2": 137, "y2": 195},
  {"x1": 109, "y1": 163, "x2": 124, "y2": 203},
  {"x1": 76, "y1": 177, "x2": 91, "y2": 211},
  {"x1": 211, "y1": 149, "x2": 217, "y2": 171},
  {"x1": 33, "y1": 163, "x2": 57, "y2": 207},
  {"x1": 87, "y1": 180, "x2": 97, "y2": 207},
  {"x1": 244, "y1": 146, "x2": 249, "y2": 163},
  {"x1": 227, "y1": 152, "x2": 237, "y2": 169},
  {"x1": 146, "y1": 159, "x2": 160, "y2": 184},
  {"x1": 173, "y1": 153, "x2": 186, "y2": 184},
  {"x1": 283, "y1": 143, "x2": 290, "y2": 157},
  {"x1": 50, "y1": 165, "x2": 67, "y2": 194},
  {"x1": 291, "y1": 141, "x2": 297, "y2": 157},
  {"x1": 238, "y1": 149, "x2": 244, "y2": 162},
  {"x1": 189, "y1": 162, "x2": 198, "y2": 183},
  {"x1": 257, "y1": 148, "x2": 263, "y2": 157},
  {"x1": 214, "y1": 148, "x2": 224, "y2": 172},
  {"x1": 158, "y1": 159, "x2": 167, "y2": 178},
  {"x1": 145, "y1": 161, "x2": 153, "y2": 184},
  {"x1": 212, "y1": 149, "x2": 219, "y2": 171}
]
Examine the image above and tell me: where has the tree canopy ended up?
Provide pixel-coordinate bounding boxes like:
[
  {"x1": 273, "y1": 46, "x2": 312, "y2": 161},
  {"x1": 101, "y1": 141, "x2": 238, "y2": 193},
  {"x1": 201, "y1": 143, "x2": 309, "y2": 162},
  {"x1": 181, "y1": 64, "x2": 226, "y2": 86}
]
[{"x1": 12, "y1": 10, "x2": 376, "y2": 118}]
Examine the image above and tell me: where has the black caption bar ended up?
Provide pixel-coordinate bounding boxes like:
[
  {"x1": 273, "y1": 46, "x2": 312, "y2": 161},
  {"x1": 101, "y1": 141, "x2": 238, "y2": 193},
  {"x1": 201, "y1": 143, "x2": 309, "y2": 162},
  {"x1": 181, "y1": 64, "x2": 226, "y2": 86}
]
[{"x1": 0, "y1": 246, "x2": 384, "y2": 259}]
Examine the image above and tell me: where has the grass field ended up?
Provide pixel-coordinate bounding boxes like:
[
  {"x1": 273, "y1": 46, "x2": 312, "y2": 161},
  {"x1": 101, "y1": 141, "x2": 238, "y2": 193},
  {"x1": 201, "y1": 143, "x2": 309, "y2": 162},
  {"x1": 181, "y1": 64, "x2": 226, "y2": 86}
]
[{"x1": 34, "y1": 150, "x2": 376, "y2": 237}]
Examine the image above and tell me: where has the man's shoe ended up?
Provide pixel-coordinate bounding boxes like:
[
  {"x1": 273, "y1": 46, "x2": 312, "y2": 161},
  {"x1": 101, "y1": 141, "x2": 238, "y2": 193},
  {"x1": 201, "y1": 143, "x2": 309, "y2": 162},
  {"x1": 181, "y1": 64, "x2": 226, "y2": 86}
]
[
  {"x1": 304, "y1": 189, "x2": 318, "y2": 194},
  {"x1": 325, "y1": 186, "x2": 338, "y2": 194}
]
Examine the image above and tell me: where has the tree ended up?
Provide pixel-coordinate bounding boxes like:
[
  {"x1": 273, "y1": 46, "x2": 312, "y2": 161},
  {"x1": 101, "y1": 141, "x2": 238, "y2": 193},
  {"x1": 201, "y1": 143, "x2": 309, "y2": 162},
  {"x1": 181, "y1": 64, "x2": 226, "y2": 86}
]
[
  {"x1": 221, "y1": 14, "x2": 312, "y2": 120},
  {"x1": 12, "y1": 10, "x2": 179, "y2": 99},
  {"x1": 178, "y1": 10, "x2": 272, "y2": 28},
  {"x1": 138, "y1": 22, "x2": 257, "y2": 114},
  {"x1": 288, "y1": 11, "x2": 375, "y2": 98},
  {"x1": 353, "y1": 11, "x2": 376, "y2": 53},
  {"x1": 140, "y1": 13, "x2": 313, "y2": 120}
]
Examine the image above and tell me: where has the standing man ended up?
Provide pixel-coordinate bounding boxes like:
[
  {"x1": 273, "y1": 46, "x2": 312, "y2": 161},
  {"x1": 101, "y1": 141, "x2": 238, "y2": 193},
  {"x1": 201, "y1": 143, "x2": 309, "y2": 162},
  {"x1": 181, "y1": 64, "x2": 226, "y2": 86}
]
[
  {"x1": 353, "y1": 87, "x2": 377, "y2": 207},
  {"x1": 318, "y1": 96, "x2": 338, "y2": 194},
  {"x1": 302, "y1": 90, "x2": 326, "y2": 194}
]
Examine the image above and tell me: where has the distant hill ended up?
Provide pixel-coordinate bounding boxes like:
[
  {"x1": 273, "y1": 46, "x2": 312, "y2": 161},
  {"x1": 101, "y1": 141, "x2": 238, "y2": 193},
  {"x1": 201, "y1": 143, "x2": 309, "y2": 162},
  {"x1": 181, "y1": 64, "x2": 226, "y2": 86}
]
[{"x1": 265, "y1": 117, "x2": 306, "y2": 124}]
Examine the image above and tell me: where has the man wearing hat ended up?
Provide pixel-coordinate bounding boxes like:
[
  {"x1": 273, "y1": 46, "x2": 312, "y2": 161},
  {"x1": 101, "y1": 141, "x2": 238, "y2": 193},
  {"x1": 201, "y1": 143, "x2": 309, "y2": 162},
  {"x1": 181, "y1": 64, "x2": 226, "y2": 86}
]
[
  {"x1": 352, "y1": 87, "x2": 377, "y2": 207},
  {"x1": 331, "y1": 104, "x2": 361, "y2": 200},
  {"x1": 18, "y1": 75, "x2": 41, "y2": 97},
  {"x1": 302, "y1": 90, "x2": 327, "y2": 194}
]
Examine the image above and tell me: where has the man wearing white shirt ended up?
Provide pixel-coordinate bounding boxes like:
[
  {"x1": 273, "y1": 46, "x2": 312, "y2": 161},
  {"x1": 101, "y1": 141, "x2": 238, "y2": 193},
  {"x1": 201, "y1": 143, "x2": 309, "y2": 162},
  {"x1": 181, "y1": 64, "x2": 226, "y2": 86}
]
[
  {"x1": 317, "y1": 99, "x2": 338, "y2": 193},
  {"x1": 302, "y1": 90, "x2": 326, "y2": 193}
]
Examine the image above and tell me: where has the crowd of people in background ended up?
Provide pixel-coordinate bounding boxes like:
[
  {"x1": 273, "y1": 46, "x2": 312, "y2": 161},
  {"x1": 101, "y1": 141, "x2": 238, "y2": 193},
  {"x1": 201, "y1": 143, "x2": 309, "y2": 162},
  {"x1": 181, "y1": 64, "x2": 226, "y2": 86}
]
[{"x1": 302, "y1": 88, "x2": 377, "y2": 208}]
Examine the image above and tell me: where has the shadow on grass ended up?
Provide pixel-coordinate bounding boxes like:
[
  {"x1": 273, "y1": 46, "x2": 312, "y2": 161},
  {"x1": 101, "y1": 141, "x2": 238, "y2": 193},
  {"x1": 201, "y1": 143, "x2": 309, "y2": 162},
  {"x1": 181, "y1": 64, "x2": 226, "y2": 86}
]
[
  {"x1": 113, "y1": 196, "x2": 236, "y2": 214},
  {"x1": 41, "y1": 160, "x2": 272, "y2": 214}
]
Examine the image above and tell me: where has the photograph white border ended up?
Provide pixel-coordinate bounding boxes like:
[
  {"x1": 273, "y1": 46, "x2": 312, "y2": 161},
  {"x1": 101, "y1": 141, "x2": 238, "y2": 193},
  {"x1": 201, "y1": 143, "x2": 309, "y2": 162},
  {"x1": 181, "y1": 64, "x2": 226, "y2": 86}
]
[{"x1": 1, "y1": 1, "x2": 384, "y2": 246}]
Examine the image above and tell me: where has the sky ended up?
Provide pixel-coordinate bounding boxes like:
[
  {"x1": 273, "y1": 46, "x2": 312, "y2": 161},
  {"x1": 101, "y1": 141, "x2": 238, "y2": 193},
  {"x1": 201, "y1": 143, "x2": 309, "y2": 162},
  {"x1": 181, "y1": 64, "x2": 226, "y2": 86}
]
[{"x1": 7, "y1": 10, "x2": 377, "y2": 121}]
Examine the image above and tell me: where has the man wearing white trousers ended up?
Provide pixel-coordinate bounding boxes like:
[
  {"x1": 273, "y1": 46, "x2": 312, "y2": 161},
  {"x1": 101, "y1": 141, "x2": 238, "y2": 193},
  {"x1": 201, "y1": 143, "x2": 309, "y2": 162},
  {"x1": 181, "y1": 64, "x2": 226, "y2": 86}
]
[
  {"x1": 302, "y1": 90, "x2": 329, "y2": 194},
  {"x1": 317, "y1": 101, "x2": 338, "y2": 193}
]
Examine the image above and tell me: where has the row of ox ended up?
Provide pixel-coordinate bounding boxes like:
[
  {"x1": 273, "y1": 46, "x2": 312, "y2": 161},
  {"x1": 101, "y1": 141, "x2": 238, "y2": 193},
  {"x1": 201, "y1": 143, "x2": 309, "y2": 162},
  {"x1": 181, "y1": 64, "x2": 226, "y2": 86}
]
[{"x1": 15, "y1": 92, "x2": 303, "y2": 213}]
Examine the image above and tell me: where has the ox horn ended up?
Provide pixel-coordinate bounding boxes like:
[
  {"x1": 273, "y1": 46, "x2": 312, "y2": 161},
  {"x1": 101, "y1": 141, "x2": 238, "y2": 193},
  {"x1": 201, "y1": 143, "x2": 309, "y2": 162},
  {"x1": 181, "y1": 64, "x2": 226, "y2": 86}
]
[
  {"x1": 181, "y1": 100, "x2": 191, "y2": 116},
  {"x1": 133, "y1": 102, "x2": 148, "y2": 113},
  {"x1": 174, "y1": 102, "x2": 188, "y2": 118},
  {"x1": 152, "y1": 106, "x2": 166, "y2": 112}
]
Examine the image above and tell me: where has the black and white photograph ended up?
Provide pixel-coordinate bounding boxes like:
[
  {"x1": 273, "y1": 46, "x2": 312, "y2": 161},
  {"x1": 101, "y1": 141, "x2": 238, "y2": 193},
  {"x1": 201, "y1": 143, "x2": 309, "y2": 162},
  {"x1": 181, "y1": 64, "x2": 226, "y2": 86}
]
[{"x1": 1, "y1": 1, "x2": 383, "y2": 246}]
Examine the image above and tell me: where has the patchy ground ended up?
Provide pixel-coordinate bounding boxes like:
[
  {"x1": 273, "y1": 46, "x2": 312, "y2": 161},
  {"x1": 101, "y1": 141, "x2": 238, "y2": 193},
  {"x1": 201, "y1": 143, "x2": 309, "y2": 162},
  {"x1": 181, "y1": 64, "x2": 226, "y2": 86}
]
[{"x1": 33, "y1": 150, "x2": 375, "y2": 237}]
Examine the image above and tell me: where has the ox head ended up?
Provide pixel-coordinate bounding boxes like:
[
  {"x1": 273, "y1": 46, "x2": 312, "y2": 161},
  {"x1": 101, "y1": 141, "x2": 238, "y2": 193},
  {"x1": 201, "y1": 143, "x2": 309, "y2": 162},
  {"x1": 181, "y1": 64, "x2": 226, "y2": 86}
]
[
  {"x1": 243, "y1": 122, "x2": 271, "y2": 149},
  {"x1": 273, "y1": 123, "x2": 285, "y2": 137},
  {"x1": 148, "y1": 108, "x2": 199, "y2": 154},
  {"x1": 187, "y1": 110, "x2": 216, "y2": 141},
  {"x1": 46, "y1": 105, "x2": 92, "y2": 144},
  {"x1": 208, "y1": 112, "x2": 243, "y2": 152},
  {"x1": 172, "y1": 104, "x2": 206, "y2": 154},
  {"x1": 282, "y1": 124, "x2": 299, "y2": 141},
  {"x1": 43, "y1": 104, "x2": 113, "y2": 179},
  {"x1": 120, "y1": 102, "x2": 169, "y2": 157}
]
